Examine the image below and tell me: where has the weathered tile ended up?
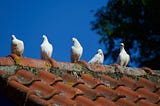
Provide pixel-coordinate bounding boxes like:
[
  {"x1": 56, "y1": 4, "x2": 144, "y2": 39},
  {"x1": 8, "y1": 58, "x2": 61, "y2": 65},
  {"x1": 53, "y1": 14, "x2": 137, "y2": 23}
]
[
  {"x1": 95, "y1": 97, "x2": 118, "y2": 106},
  {"x1": 0, "y1": 57, "x2": 15, "y2": 66},
  {"x1": 136, "y1": 88, "x2": 160, "y2": 103},
  {"x1": 38, "y1": 70, "x2": 62, "y2": 85},
  {"x1": 75, "y1": 84, "x2": 101, "y2": 100},
  {"x1": 115, "y1": 98, "x2": 137, "y2": 106},
  {"x1": 82, "y1": 74, "x2": 104, "y2": 88},
  {"x1": 52, "y1": 82, "x2": 83, "y2": 99},
  {"x1": 48, "y1": 94, "x2": 77, "y2": 106},
  {"x1": 75, "y1": 96, "x2": 98, "y2": 106}
]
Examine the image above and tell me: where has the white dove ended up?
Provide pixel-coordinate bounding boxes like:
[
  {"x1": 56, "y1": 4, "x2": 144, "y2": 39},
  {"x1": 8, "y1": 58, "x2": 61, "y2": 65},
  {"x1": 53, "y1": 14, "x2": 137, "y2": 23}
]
[
  {"x1": 117, "y1": 43, "x2": 130, "y2": 67},
  {"x1": 11, "y1": 35, "x2": 24, "y2": 56},
  {"x1": 71, "y1": 37, "x2": 83, "y2": 63},
  {"x1": 40, "y1": 35, "x2": 53, "y2": 60},
  {"x1": 88, "y1": 49, "x2": 104, "y2": 64}
]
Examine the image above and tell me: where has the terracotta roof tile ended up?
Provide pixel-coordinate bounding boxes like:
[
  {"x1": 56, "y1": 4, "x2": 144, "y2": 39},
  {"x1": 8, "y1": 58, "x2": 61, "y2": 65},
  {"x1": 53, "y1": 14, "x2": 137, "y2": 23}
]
[
  {"x1": 137, "y1": 78, "x2": 156, "y2": 92},
  {"x1": 75, "y1": 83, "x2": 101, "y2": 100},
  {"x1": 52, "y1": 82, "x2": 83, "y2": 99},
  {"x1": 115, "y1": 86, "x2": 144, "y2": 102},
  {"x1": 82, "y1": 74, "x2": 104, "y2": 88},
  {"x1": 136, "y1": 88, "x2": 160, "y2": 103},
  {"x1": 89, "y1": 64, "x2": 115, "y2": 73},
  {"x1": 142, "y1": 67, "x2": 157, "y2": 75},
  {"x1": 101, "y1": 75, "x2": 118, "y2": 88},
  {"x1": 8, "y1": 80, "x2": 29, "y2": 93},
  {"x1": 7, "y1": 80, "x2": 29, "y2": 105},
  {"x1": 9, "y1": 54, "x2": 52, "y2": 68},
  {"x1": 0, "y1": 57, "x2": 14, "y2": 66},
  {"x1": 115, "y1": 98, "x2": 137, "y2": 106},
  {"x1": 95, "y1": 85, "x2": 121, "y2": 101},
  {"x1": 28, "y1": 81, "x2": 59, "y2": 99},
  {"x1": 55, "y1": 62, "x2": 82, "y2": 71},
  {"x1": 0, "y1": 70, "x2": 9, "y2": 79},
  {"x1": 26, "y1": 95, "x2": 49, "y2": 106},
  {"x1": 118, "y1": 76, "x2": 137, "y2": 90},
  {"x1": 113, "y1": 65, "x2": 146, "y2": 76},
  {"x1": 136, "y1": 99, "x2": 157, "y2": 106},
  {"x1": 47, "y1": 94, "x2": 77, "y2": 106},
  {"x1": 95, "y1": 97, "x2": 118, "y2": 106},
  {"x1": 0, "y1": 56, "x2": 160, "y2": 106},
  {"x1": 8, "y1": 69, "x2": 39, "y2": 85},
  {"x1": 38, "y1": 70, "x2": 62, "y2": 85},
  {"x1": 61, "y1": 72, "x2": 84, "y2": 86},
  {"x1": 20, "y1": 58, "x2": 52, "y2": 68},
  {"x1": 74, "y1": 95, "x2": 99, "y2": 106}
]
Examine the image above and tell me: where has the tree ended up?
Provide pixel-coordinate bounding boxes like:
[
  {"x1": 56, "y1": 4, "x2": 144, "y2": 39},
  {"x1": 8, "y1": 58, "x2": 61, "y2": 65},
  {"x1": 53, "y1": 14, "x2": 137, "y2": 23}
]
[{"x1": 91, "y1": 0, "x2": 160, "y2": 69}]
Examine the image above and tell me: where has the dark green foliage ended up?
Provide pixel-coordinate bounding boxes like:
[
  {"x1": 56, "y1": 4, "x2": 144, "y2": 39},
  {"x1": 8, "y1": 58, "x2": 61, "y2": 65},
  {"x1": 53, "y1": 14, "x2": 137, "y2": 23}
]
[{"x1": 91, "y1": 0, "x2": 160, "y2": 69}]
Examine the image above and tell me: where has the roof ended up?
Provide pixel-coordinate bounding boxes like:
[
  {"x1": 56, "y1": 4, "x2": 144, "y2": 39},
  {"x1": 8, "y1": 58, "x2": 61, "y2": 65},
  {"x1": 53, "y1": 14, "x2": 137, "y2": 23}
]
[{"x1": 0, "y1": 54, "x2": 160, "y2": 106}]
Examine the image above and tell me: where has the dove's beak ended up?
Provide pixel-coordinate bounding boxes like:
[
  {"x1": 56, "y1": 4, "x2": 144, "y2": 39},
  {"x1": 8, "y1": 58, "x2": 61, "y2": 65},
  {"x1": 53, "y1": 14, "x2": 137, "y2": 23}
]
[
  {"x1": 72, "y1": 38, "x2": 75, "y2": 42},
  {"x1": 120, "y1": 43, "x2": 124, "y2": 47}
]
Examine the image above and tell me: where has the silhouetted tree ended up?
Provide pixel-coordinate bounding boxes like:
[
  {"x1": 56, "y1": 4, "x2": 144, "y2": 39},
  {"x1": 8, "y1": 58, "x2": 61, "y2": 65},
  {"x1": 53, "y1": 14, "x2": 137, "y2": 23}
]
[{"x1": 91, "y1": 0, "x2": 160, "y2": 69}]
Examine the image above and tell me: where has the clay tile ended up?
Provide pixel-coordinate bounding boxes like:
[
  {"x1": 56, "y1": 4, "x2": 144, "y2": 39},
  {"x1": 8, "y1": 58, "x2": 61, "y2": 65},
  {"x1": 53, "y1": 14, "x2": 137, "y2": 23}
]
[
  {"x1": 95, "y1": 85, "x2": 120, "y2": 101},
  {"x1": 142, "y1": 67, "x2": 157, "y2": 75},
  {"x1": 136, "y1": 88, "x2": 160, "y2": 103},
  {"x1": 17, "y1": 70, "x2": 39, "y2": 84},
  {"x1": 62, "y1": 72, "x2": 84, "y2": 87},
  {"x1": 52, "y1": 82, "x2": 83, "y2": 99},
  {"x1": 38, "y1": 70, "x2": 62, "y2": 85},
  {"x1": 54, "y1": 62, "x2": 65, "y2": 69},
  {"x1": 29, "y1": 81, "x2": 59, "y2": 99},
  {"x1": 115, "y1": 86, "x2": 144, "y2": 102},
  {"x1": 111, "y1": 63, "x2": 119, "y2": 67},
  {"x1": 75, "y1": 95, "x2": 99, "y2": 106},
  {"x1": 6, "y1": 80, "x2": 30, "y2": 105},
  {"x1": 78, "y1": 60, "x2": 90, "y2": 69},
  {"x1": 101, "y1": 75, "x2": 118, "y2": 88},
  {"x1": 136, "y1": 99, "x2": 157, "y2": 106},
  {"x1": 48, "y1": 94, "x2": 77, "y2": 106},
  {"x1": 95, "y1": 97, "x2": 118, "y2": 106},
  {"x1": 13, "y1": 57, "x2": 51, "y2": 68},
  {"x1": 8, "y1": 69, "x2": 39, "y2": 85},
  {"x1": 112, "y1": 64, "x2": 124, "y2": 73},
  {"x1": 26, "y1": 95, "x2": 49, "y2": 106},
  {"x1": 7, "y1": 80, "x2": 29, "y2": 93},
  {"x1": 89, "y1": 64, "x2": 114, "y2": 73},
  {"x1": 0, "y1": 57, "x2": 15, "y2": 66},
  {"x1": 115, "y1": 98, "x2": 137, "y2": 106},
  {"x1": 0, "y1": 70, "x2": 9, "y2": 79},
  {"x1": 46, "y1": 57, "x2": 57, "y2": 68},
  {"x1": 137, "y1": 78, "x2": 156, "y2": 92},
  {"x1": 90, "y1": 64, "x2": 105, "y2": 72},
  {"x1": 56, "y1": 62, "x2": 81, "y2": 71},
  {"x1": 118, "y1": 76, "x2": 137, "y2": 90},
  {"x1": 75, "y1": 84, "x2": 101, "y2": 100},
  {"x1": 82, "y1": 74, "x2": 104, "y2": 89}
]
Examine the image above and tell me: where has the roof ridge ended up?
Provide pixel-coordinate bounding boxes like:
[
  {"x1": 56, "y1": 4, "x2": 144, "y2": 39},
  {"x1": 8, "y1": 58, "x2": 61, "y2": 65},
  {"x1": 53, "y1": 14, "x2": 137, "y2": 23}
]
[{"x1": 0, "y1": 56, "x2": 160, "y2": 83}]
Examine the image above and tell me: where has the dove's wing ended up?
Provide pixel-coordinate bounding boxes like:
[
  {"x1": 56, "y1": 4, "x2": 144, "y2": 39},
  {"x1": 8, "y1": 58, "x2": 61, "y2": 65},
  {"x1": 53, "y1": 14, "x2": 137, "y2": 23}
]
[{"x1": 88, "y1": 53, "x2": 101, "y2": 64}]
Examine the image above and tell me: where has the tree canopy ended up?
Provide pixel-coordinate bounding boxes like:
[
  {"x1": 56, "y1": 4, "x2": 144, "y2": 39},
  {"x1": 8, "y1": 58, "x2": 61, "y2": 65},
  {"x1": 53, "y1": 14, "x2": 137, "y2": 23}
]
[{"x1": 91, "y1": 0, "x2": 160, "y2": 69}]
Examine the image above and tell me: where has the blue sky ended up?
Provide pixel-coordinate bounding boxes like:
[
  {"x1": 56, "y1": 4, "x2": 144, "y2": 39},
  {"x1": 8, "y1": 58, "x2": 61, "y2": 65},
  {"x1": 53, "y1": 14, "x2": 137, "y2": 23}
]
[{"x1": 0, "y1": 0, "x2": 109, "y2": 64}]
